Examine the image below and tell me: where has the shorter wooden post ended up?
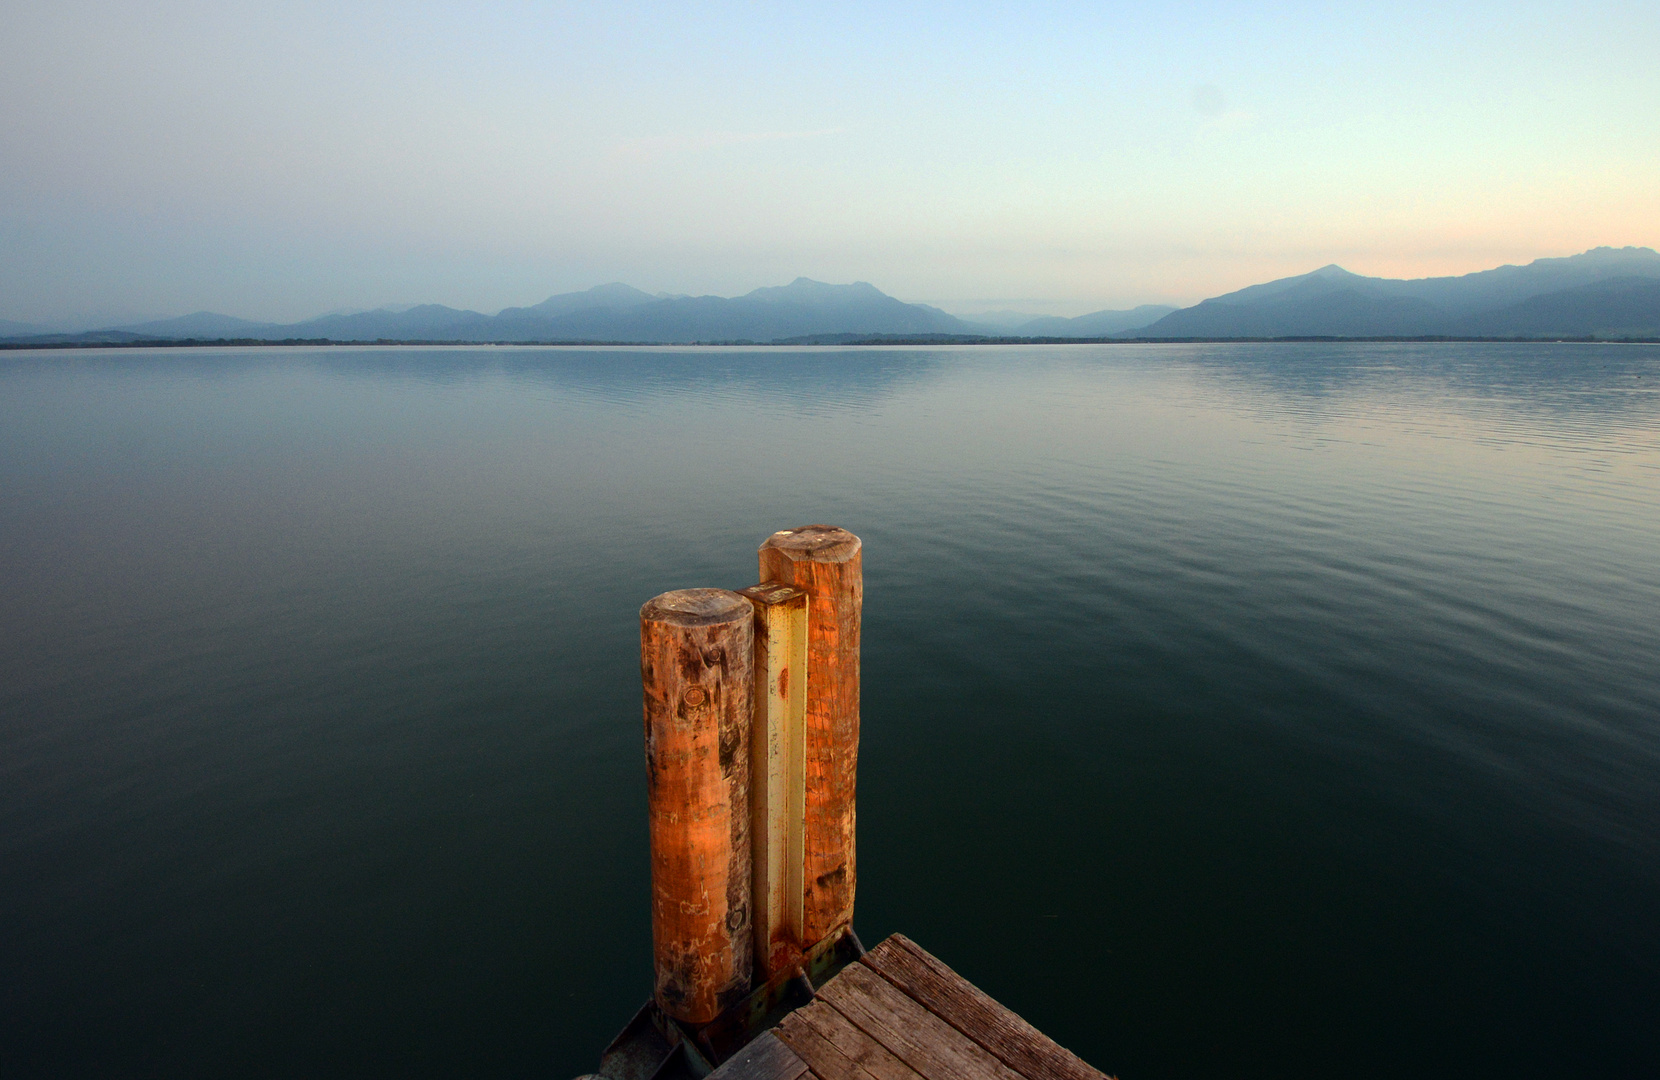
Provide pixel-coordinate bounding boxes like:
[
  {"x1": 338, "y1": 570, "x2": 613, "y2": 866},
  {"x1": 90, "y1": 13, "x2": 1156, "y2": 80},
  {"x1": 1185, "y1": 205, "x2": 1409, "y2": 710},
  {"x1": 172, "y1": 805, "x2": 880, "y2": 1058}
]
[
  {"x1": 738, "y1": 582, "x2": 808, "y2": 978},
  {"x1": 639, "y1": 589, "x2": 755, "y2": 1024}
]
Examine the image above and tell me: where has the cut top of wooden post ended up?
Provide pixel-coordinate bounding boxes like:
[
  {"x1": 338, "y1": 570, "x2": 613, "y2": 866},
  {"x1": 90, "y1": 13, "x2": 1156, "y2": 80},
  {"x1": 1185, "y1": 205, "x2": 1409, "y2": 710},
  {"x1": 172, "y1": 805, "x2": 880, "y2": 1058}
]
[
  {"x1": 641, "y1": 588, "x2": 757, "y2": 627},
  {"x1": 760, "y1": 525, "x2": 862, "y2": 564}
]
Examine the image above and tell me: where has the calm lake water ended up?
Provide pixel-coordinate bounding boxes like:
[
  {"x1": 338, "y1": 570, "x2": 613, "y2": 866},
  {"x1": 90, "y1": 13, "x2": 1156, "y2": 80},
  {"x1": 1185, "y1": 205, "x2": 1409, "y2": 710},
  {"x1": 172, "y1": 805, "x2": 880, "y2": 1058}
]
[{"x1": 2, "y1": 343, "x2": 1657, "y2": 1079}]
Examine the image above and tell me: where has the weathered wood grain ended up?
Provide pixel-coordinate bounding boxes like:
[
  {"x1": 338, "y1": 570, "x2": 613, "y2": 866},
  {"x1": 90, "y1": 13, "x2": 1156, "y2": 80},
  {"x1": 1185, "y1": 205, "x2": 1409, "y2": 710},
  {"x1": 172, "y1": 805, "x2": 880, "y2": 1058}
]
[
  {"x1": 739, "y1": 582, "x2": 809, "y2": 977},
  {"x1": 707, "y1": 1031, "x2": 812, "y2": 1080},
  {"x1": 776, "y1": 1007, "x2": 878, "y2": 1080},
  {"x1": 758, "y1": 526, "x2": 862, "y2": 946},
  {"x1": 818, "y1": 960, "x2": 1024, "y2": 1080},
  {"x1": 780, "y1": 999, "x2": 926, "y2": 1080},
  {"x1": 639, "y1": 589, "x2": 754, "y2": 1024},
  {"x1": 860, "y1": 935, "x2": 1108, "y2": 1080}
]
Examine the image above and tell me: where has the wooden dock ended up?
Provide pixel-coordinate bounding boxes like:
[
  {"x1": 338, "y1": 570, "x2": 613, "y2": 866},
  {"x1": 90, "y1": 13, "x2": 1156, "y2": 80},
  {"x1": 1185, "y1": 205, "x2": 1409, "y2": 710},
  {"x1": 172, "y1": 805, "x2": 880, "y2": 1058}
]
[
  {"x1": 584, "y1": 526, "x2": 1110, "y2": 1080},
  {"x1": 710, "y1": 935, "x2": 1108, "y2": 1080}
]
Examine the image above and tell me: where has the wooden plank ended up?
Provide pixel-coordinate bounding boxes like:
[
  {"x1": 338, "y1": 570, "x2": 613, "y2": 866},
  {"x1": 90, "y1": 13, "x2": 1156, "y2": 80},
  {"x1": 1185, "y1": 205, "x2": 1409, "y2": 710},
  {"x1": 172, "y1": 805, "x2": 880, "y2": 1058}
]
[
  {"x1": 707, "y1": 1031, "x2": 813, "y2": 1080},
  {"x1": 860, "y1": 935, "x2": 1108, "y2": 1080},
  {"x1": 776, "y1": 1006, "x2": 880, "y2": 1080},
  {"x1": 739, "y1": 582, "x2": 809, "y2": 977},
  {"x1": 817, "y1": 960, "x2": 1025, "y2": 1080},
  {"x1": 780, "y1": 999, "x2": 926, "y2": 1080}
]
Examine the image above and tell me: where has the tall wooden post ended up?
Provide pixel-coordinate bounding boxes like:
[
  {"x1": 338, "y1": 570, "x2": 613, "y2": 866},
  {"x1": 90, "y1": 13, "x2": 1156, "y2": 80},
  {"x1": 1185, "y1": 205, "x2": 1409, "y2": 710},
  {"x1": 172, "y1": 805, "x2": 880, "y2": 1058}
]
[
  {"x1": 738, "y1": 583, "x2": 808, "y2": 978},
  {"x1": 639, "y1": 588, "x2": 755, "y2": 1024},
  {"x1": 758, "y1": 526, "x2": 862, "y2": 947}
]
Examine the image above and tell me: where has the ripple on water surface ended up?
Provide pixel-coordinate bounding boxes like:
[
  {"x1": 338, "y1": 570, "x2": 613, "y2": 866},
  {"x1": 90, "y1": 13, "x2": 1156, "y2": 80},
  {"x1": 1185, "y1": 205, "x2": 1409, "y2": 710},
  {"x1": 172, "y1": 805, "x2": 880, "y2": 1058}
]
[{"x1": 0, "y1": 342, "x2": 1657, "y2": 1079}]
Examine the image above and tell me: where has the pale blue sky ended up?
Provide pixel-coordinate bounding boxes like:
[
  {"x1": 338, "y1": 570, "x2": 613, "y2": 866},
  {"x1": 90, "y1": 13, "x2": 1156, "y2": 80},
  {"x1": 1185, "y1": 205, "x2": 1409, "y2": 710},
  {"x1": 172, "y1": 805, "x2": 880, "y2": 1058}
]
[{"x1": 3, "y1": 0, "x2": 1657, "y2": 325}]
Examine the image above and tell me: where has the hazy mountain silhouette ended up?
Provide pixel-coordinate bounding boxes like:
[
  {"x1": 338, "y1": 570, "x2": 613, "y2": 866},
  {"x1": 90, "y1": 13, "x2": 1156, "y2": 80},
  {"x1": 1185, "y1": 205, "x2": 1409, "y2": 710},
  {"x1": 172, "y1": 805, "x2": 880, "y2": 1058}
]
[
  {"x1": 475, "y1": 278, "x2": 967, "y2": 342},
  {"x1": 1448, "y1": 277, "x2": 1660, "y2": 338},
  {"x1": 6, "y1": 249, "x2": 1657, "y2": 345},
  {"x1": 120, "y1": 312, "x2": 281, "y2": 338},
  {"x1": 1014, "y1": 305, "x2": 1178, "y2": 337},
  {"x1": 2, "y1": 329, "x2": 151, "y2": 345},
  {"x1": 1137, "y1": 247, "x2": 1660, "y2": 338},
  {"x1": 499, "y1": 282, "x2": 656, "y2": 318},
  {"x1": 22, "y1": 278, "x2": 967, "y2": 343},
  {"x1": 484, "y1": 283, "x2": 660, "y2": 339},
  {"x1": 960, "y1": 310, "x2": 1050, "y2": 330},
  {"x1": 284, "y1": 304, "x2": 492, "y2": 340},
  {"x1": 1138, "y1": 267, "x2": 1448, "y2": 337}
]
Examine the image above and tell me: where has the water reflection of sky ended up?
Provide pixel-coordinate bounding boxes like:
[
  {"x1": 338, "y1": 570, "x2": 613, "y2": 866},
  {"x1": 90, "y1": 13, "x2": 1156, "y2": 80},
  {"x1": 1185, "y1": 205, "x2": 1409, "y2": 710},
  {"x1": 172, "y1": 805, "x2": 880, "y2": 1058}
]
[{"x1": 1, "y1": 343, "x2": 1657, "y2": 1079}]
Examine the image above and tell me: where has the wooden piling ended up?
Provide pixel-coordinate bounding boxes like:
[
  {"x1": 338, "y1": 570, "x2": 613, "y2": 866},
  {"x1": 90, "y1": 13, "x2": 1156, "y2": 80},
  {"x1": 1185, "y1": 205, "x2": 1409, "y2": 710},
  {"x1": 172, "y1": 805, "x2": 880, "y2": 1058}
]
[
  {"x1": 757, "y1": 526, "x2": 862, "y2": 947},
  {"x1": 601, "y1": 538, "x2": 1115, "y2": 1080},
  {"x1": 738, "y1": 582, "x2": 809, "y2": 978},
  {"x1": 639, "y1": 588, "x2": 756, "y2": 1024}
]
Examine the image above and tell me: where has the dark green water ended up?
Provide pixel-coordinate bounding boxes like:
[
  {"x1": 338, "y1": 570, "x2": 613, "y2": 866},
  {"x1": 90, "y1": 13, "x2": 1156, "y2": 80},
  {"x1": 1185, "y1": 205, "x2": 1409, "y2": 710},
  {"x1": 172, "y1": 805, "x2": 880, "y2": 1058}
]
[{"x1": 2, "y1": 343, "x2": 1657, "y2": 1079}]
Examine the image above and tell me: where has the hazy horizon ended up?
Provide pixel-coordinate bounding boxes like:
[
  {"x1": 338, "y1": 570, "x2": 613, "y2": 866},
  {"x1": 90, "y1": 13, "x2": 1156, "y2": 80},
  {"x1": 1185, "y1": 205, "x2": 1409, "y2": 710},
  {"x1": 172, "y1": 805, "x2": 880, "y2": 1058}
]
[
  {"x1": 4, "y1": 2, "x2": 1657, "y2": 326},
  {"x1": 11, "y1": 246, "x2": 1660, "y2": 336}
]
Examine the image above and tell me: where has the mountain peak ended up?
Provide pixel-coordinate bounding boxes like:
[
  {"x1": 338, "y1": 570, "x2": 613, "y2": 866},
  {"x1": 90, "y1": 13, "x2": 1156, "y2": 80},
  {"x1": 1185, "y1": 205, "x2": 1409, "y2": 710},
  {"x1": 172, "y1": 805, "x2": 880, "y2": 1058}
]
[
  {"x1": 1139, "y1": 243, "x2": 1660, "y2": 338},
  {"x1": 744, "y1": 279, "x2": 890, "y2": 305},
  {"x1": 1559, "y1": 245, "x2": 1660, "y2": 264},
  {"x1": 512, "y1": 282, "x2": 656, "y2": 318},
  {"x1": 780, "y1": 277, "x2": 883, "y2": 293}
]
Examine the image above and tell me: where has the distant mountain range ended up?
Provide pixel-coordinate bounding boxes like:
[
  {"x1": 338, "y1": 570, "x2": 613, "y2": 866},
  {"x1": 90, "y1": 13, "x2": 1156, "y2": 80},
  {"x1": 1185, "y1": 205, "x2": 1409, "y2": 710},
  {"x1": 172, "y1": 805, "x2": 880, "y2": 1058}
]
[
  {"x1": 16, "y1": 280, "x2": 973, "y2": 345},
  {"x1": 958, "y1": 305, "x2": 1179, "y2": 334},
  {"x1": 1133, "y1": 246, "x2": 1660, "y2": 339},
  {"x1": 4, "y1": 247, "x2": 1657, "y2": 346},
  {"x1": 1032, "y1": 305, "x2": 1185, "y2": 336}
]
